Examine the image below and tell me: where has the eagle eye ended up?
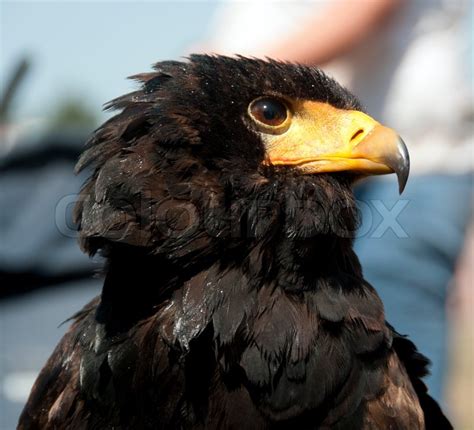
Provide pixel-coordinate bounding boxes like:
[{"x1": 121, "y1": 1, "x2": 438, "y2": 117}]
[{"x1": 248, "y1": 97, "x2": 290, "y2": 130}]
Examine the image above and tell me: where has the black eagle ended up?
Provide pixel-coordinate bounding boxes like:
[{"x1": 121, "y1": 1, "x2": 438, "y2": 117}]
[{"x1": 18, "y1": 55, "x2": 452, "y2": 429}]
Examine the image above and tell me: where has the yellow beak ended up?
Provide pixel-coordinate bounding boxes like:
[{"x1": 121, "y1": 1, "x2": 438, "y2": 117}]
[{"x1": 265, "y1": 101, "x2": 410, "y2": 193}]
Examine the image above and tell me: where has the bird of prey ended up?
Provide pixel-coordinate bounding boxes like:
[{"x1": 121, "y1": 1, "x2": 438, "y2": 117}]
[{"x1": 18, "y1": 55, "x2": 452, "y2": 429}]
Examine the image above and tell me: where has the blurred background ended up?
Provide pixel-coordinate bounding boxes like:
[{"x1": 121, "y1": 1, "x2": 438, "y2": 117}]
[{"x1": 1, "y1": 1, "x2": 472, "y2": 429}]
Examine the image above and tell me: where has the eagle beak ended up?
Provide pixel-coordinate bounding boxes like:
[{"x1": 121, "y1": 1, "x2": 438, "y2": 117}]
[
  {"x1": 266, "y1": 103, "x2": 410, "y2": 194},
  {"x1": 331, "y1": 124, "x2": 410, "y2": 194}
]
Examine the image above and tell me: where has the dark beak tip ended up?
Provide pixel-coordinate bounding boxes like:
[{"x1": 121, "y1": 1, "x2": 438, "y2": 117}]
[
  {"x1": 397, "y1": 169, "x2": 409, "y2": 194},
  {"x1": 396, "y1": 137, "x2": 410, "y2": 194}
]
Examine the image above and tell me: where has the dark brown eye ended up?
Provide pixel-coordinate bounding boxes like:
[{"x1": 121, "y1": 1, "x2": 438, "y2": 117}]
[{"x1": 249, "y1": 97, "x2": 289, "y2": 127}]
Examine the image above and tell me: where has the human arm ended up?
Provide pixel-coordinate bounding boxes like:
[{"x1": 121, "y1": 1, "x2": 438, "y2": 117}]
[{"x1": 259, "y1": 0, "x2": 404, "y2": 65}]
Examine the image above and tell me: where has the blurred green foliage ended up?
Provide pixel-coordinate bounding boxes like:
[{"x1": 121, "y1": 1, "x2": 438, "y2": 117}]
[{"x1": 47, "y1": 98, "x2": 98, "y2": 130}]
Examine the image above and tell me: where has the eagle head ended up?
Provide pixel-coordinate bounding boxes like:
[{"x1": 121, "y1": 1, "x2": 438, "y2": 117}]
[{"x1": 74, "y1": 55, "x2": 408, "y2": 274}]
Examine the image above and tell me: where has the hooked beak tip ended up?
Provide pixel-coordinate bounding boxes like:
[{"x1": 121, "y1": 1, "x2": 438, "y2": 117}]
[{"x1": 395, "y1": 137, "x2": 410, "y2": 194}]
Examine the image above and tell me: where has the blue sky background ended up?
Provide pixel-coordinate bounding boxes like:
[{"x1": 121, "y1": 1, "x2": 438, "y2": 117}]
[{"x1": 1, "y1": 1, "x2": 219, "y2": 122}]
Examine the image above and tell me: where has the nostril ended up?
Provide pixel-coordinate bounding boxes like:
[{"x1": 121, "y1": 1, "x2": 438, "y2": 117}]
[{"x1": 350, "y1": 129, "x2": 365, "y2": 142}]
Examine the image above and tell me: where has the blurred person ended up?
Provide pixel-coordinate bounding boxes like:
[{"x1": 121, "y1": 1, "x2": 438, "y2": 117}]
[{"x1": 202, "y1": 0, "x2": 473, "y2": 403}]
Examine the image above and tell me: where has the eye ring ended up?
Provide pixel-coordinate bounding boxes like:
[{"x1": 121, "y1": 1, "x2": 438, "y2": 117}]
[{"x1": 248, "y1": 97, "x2": 292, "y2": 133}]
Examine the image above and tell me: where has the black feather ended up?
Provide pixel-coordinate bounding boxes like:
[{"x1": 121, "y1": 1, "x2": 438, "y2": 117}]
[{"x1": 19, "y1": 55, "x2": 450, "y2": 429}]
